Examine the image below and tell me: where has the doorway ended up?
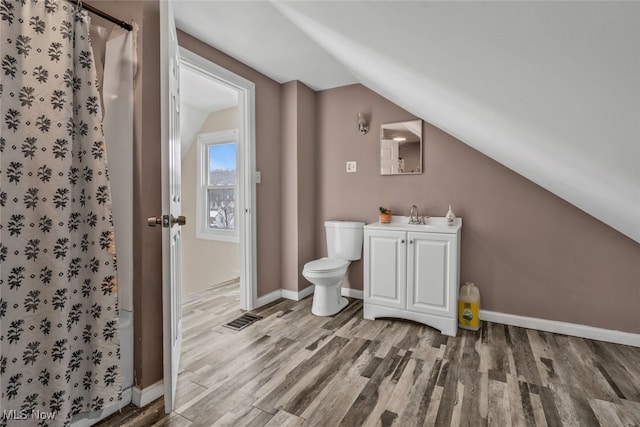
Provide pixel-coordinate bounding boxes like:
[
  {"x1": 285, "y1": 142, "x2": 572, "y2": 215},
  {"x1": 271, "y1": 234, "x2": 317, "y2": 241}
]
[{"x1": 178, "y1": 48, "x2": 257, "y2": 310}]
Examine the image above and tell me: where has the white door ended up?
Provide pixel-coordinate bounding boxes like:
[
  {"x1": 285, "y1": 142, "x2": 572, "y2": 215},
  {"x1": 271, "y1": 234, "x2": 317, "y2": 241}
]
[
  {"x1": 156, "y1": 0, "x2": 183, "y2": 413},
  {"x1": 380, "y1": 139, "x2": 398, "y2": 174},
  {"x1": 364, "y1": 230, "x2": 406, "y2": 309},
  {"x1": 406, "y1": 232, "x2": 455, "y2": 317}
]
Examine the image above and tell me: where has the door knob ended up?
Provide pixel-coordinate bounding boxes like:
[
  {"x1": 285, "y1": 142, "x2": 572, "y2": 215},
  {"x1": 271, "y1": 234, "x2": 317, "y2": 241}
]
[
  {"x1": 147, "y1": 215, "x2": 186, "y2": 228},
  {"x1": 147, "y1": 216, "x2": 163, "y2": 227},
  {"x1": 172, "y1": 215, "x2": 186, "y2": 226}
]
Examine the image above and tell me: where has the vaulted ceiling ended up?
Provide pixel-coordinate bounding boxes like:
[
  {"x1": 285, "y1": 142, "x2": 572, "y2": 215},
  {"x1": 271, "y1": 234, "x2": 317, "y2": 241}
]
[
  {"x1": 179, "y1": 66, "x2": 237, "y2": 157},
  {"x1": 174, "y1": 1, "x2": 640, "y2": 243}
]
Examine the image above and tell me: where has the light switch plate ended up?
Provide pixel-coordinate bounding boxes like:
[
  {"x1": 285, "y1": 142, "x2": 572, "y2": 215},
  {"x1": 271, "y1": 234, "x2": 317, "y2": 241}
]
[
  {"x1": 255, "y1": 171, "x2": 261, "y2": 183},
  {"x1": 346, "y1": 161, "x2": 357, "y2": 173}
]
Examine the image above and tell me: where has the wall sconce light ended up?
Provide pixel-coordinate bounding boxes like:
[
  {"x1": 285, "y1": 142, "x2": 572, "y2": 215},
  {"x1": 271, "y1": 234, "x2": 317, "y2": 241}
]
[{"x1": 357, "y1": 113, "x2": 369, "y2": 135}]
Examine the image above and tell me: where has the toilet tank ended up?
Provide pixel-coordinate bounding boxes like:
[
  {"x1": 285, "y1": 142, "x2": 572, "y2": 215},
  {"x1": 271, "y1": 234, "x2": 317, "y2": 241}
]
[{"x1": 325, "y1": 221, "x2": 365, "y2": 261}]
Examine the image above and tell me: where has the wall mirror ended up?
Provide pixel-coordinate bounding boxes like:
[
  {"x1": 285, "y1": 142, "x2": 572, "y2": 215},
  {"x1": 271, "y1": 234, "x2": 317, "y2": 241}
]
[{"x1": 380, "y1": 119, "x2": 422, "y2": 175}]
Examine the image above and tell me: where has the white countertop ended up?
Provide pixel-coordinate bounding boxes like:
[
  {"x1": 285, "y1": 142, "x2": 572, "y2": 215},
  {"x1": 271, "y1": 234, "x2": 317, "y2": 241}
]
[{"x1": 365, "y1": 215, "x2": 462, "y2": 234}]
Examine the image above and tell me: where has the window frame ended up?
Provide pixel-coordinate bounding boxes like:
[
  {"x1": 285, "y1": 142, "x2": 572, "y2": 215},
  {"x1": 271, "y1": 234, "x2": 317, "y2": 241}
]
[{"x1": 196, "y1": 129, "x2": 239, "y2": 243}]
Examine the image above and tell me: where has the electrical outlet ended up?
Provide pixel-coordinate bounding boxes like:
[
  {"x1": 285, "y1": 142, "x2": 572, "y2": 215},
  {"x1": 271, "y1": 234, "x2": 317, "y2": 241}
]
[
  {"x1": 346, "y1": 161, "x2": 357, "y2": 173},
  {"x1": 255, "y1": 171, "x2": 261, "y2": 183}
]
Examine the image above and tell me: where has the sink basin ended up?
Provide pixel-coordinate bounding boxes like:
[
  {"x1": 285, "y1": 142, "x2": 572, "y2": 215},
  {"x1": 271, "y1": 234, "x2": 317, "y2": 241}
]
[
  {"x1": 405, "y1": 223, "x2": 435, "y2": 229},
  {"x1": 387, "y1": 215, "x2": 448, "y2": 226}
]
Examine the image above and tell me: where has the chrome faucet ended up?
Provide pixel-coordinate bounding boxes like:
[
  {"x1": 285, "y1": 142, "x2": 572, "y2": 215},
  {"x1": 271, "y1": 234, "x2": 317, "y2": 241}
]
[
  {"x1": 409, "y1": 205, "x2": 419, "y2": 224},
  {"x1": 409, "y1": 204, "x2": 428, "y2": 225}
]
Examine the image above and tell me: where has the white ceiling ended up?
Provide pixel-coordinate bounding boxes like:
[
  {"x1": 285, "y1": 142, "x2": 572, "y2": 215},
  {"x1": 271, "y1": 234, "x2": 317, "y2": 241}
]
[
  {"x1": 173, "y1": 1, "x2": 356, "y2": 90},
  {"x1": 179, "y1": 63, "x2": 238, "y2": 157},
  {"x1": 180, "y1": 65, "x2": 237, "y2": 112},
  {"x1": 174, "y1": 1, "x2": 640, "y2": 243}
]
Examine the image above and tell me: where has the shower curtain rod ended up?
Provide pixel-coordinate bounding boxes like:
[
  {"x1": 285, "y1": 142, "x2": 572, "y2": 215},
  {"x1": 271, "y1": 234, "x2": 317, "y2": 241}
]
[{"x1": 67, "y1": 0, "x2": 133, "y2": 31}]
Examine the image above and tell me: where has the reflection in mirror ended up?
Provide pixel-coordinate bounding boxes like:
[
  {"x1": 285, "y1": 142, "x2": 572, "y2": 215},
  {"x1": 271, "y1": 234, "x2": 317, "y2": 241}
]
[{"x1": 380, "y1": 119, "x2": 422, "y2": 175}]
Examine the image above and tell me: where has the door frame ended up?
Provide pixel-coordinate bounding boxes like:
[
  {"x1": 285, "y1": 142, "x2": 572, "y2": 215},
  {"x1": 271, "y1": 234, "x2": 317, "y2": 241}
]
[{"x1": 179, "y1": 47, "x2": 257, "y2": 310}]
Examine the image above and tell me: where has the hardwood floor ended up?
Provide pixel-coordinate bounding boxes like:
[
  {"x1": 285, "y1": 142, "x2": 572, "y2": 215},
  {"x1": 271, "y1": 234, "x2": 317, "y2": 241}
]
[{"x1": 102, "y1": 282, "x2": 640, "y2": 426}]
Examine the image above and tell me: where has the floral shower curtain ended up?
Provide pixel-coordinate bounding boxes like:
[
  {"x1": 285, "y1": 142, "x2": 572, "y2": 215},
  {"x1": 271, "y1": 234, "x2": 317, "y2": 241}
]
[{"x1": 0, "y1": 1, "x2": 120, "y2": 425}]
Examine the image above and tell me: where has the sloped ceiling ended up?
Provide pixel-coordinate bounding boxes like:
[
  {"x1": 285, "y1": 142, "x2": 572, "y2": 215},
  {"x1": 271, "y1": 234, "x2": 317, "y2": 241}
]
[
  {"x1": 179, "y1": 65, "x2": 238, "y2": 158},
  {"x1": 174, "y1": 1, "x2": 357, "y2": 90},
  {"x1": 175, "y1": 1, "x2": 640, "y2": 243}
]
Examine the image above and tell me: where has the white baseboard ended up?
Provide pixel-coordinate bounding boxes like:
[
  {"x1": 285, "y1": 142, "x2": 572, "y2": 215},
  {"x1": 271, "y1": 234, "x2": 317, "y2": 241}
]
[
  {"x1": 480, "y1": 310, "x2": 640, "y2": 348},
  {"x1": 299, "y1": 285, "x2": 315, "y2": 300},
  {"x1": 132, "y1": 380, "x2": 164, "y2": 408},
  {"x1": 281, "y1": 285, "x2": 314, "y2": 301},
  {"x1": 255, "y1": 286, "x2": 314, "y2": 308},
  {"x1": 280, "y1": 289, "x2": 297, "y2": 301},
  {"x1": 342, "y1": 287, "x2": 363, "y2": 299},
  {"x1": 259, "y1": 286, "x2": 362, "y2": 304},
  {"x1": 255, "y1": 289, "x2": 282, "y2": 308}
]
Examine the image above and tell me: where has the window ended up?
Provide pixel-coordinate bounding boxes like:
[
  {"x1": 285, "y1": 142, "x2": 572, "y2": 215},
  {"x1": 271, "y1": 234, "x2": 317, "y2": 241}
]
[{"x1": 197, "y1": 129, "x2": 239, "y2": 242}]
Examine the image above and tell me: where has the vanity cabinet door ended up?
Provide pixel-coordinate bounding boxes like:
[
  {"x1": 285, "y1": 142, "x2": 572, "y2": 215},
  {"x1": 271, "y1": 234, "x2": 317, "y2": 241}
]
[
  {"x1": 364, "y1": 230, "x2": 406, "y2": 310},
  {"x1": 406, "y1": 232, "x2": 457, "y2": 317}
]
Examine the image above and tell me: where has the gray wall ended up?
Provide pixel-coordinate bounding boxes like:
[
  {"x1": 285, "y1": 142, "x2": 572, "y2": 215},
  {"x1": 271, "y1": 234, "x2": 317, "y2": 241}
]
[
  {"x1": 281, "y1": 81, "x2": 317, "y2": 293},
  {"x1": 315, "y1": 84, "x2": 640, "y2": 334}
]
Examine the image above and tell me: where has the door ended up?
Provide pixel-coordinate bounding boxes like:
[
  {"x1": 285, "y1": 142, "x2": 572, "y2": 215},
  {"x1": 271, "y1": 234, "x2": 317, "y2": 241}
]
[
  {"x1": 380, "y1": 139, "x2": 398, "y2": 174},
  {"x1": 406, "y1": 232, "x2": 456, "y2": 317},
  {"x1": 364, "y1": 230, "x2": 406, "y2": 309},
  {"x1": 158, "y1": 0, "x2": 183, "y2": 413}
]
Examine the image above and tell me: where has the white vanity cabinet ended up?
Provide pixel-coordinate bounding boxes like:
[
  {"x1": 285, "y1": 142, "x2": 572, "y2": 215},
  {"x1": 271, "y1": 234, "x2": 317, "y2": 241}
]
[{"x1": 363, "y1": 217, "x2": 462, "y2": 336}]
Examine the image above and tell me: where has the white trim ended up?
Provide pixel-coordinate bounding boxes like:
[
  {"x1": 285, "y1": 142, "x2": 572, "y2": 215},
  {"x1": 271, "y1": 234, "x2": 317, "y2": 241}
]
[
  {"x1": 258, "y1": 285, "x2": 356, "y2": 306},
  {"x1": 179, "y1": 47, "x2": 258, "y2": 312},
  {"x1": 480, "y1": 310, "x2": 640, "y2": 348},
  {"x1": 131, "y1": 381, "x2": 164, "y2": 408},
  {"x1": 256, "y1": 289, "x2": 283, "y2": 308},
  {"x1": 254, "y1": 286, "x2": 315, "y2": 307},
  {"x1": 282, "y1": 285, "x2": 315, "y2": 301},
  {"x1": 341, "y1": 287, "x2": 364, "y2": 299},
  {"x1": 257, "y1": 286, "x2": 360, "y2": 304}
]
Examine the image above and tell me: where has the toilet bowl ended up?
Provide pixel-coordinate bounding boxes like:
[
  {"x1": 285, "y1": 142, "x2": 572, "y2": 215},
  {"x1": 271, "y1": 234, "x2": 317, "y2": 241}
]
[
  {"x1": 303, "y1": 258, "x2": 350, "y2": 316},
  {"x1": 303, "y1": 221, "x2": 364, "y2": 316}
]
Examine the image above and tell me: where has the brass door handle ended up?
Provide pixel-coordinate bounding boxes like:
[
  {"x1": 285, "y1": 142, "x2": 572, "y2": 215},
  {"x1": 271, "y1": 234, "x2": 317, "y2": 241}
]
[
  {"x1": 147, "y1": 215, "x2": 186, "y2": 228},
  {"x1": 147, "y1": 216, "x2": 162, "y2": 227}
]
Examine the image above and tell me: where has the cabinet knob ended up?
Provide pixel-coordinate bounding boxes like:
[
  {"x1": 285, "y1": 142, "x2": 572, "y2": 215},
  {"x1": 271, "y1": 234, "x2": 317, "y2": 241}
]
[
  {"x1": 410, "y1": 240, "x2": 414, "y2": 244},
  {"x1": 401, "y1": 239, "x2": 405, "y2": 244}
]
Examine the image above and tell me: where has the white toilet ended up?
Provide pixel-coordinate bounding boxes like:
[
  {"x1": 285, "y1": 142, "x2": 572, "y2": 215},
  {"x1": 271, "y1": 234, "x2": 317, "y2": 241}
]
[{"x1": 303, "y1": 221, "x2": 365, "y2": 316}]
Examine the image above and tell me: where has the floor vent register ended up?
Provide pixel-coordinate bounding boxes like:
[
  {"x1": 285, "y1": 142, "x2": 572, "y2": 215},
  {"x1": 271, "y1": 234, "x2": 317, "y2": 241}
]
[{"x1": 222, "y1": 313, "x2": 263, "y2": 331}]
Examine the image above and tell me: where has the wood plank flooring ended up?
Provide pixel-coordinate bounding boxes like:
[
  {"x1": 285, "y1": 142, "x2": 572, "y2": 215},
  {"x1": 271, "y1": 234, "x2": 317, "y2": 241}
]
[{"x1": 102, "y1": 282, "x2": 640, "y2": 426}]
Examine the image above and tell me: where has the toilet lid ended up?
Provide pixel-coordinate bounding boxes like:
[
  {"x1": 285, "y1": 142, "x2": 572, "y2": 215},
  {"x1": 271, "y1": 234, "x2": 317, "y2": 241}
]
[{"x1": 304, "y1": 258, "x2": 348, "y2": 273}]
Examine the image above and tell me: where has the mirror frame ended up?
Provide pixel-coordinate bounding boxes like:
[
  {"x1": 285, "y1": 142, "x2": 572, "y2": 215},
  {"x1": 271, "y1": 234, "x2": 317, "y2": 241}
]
[{"x1": 380, "y1": 119, "x2": 423, "y2": 175}]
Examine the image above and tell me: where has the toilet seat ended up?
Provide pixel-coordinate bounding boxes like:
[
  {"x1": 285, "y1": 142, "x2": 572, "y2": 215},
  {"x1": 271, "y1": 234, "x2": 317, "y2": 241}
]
[{"x1": 303, "y1": 257, "x2": 348, "y2": 274}]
